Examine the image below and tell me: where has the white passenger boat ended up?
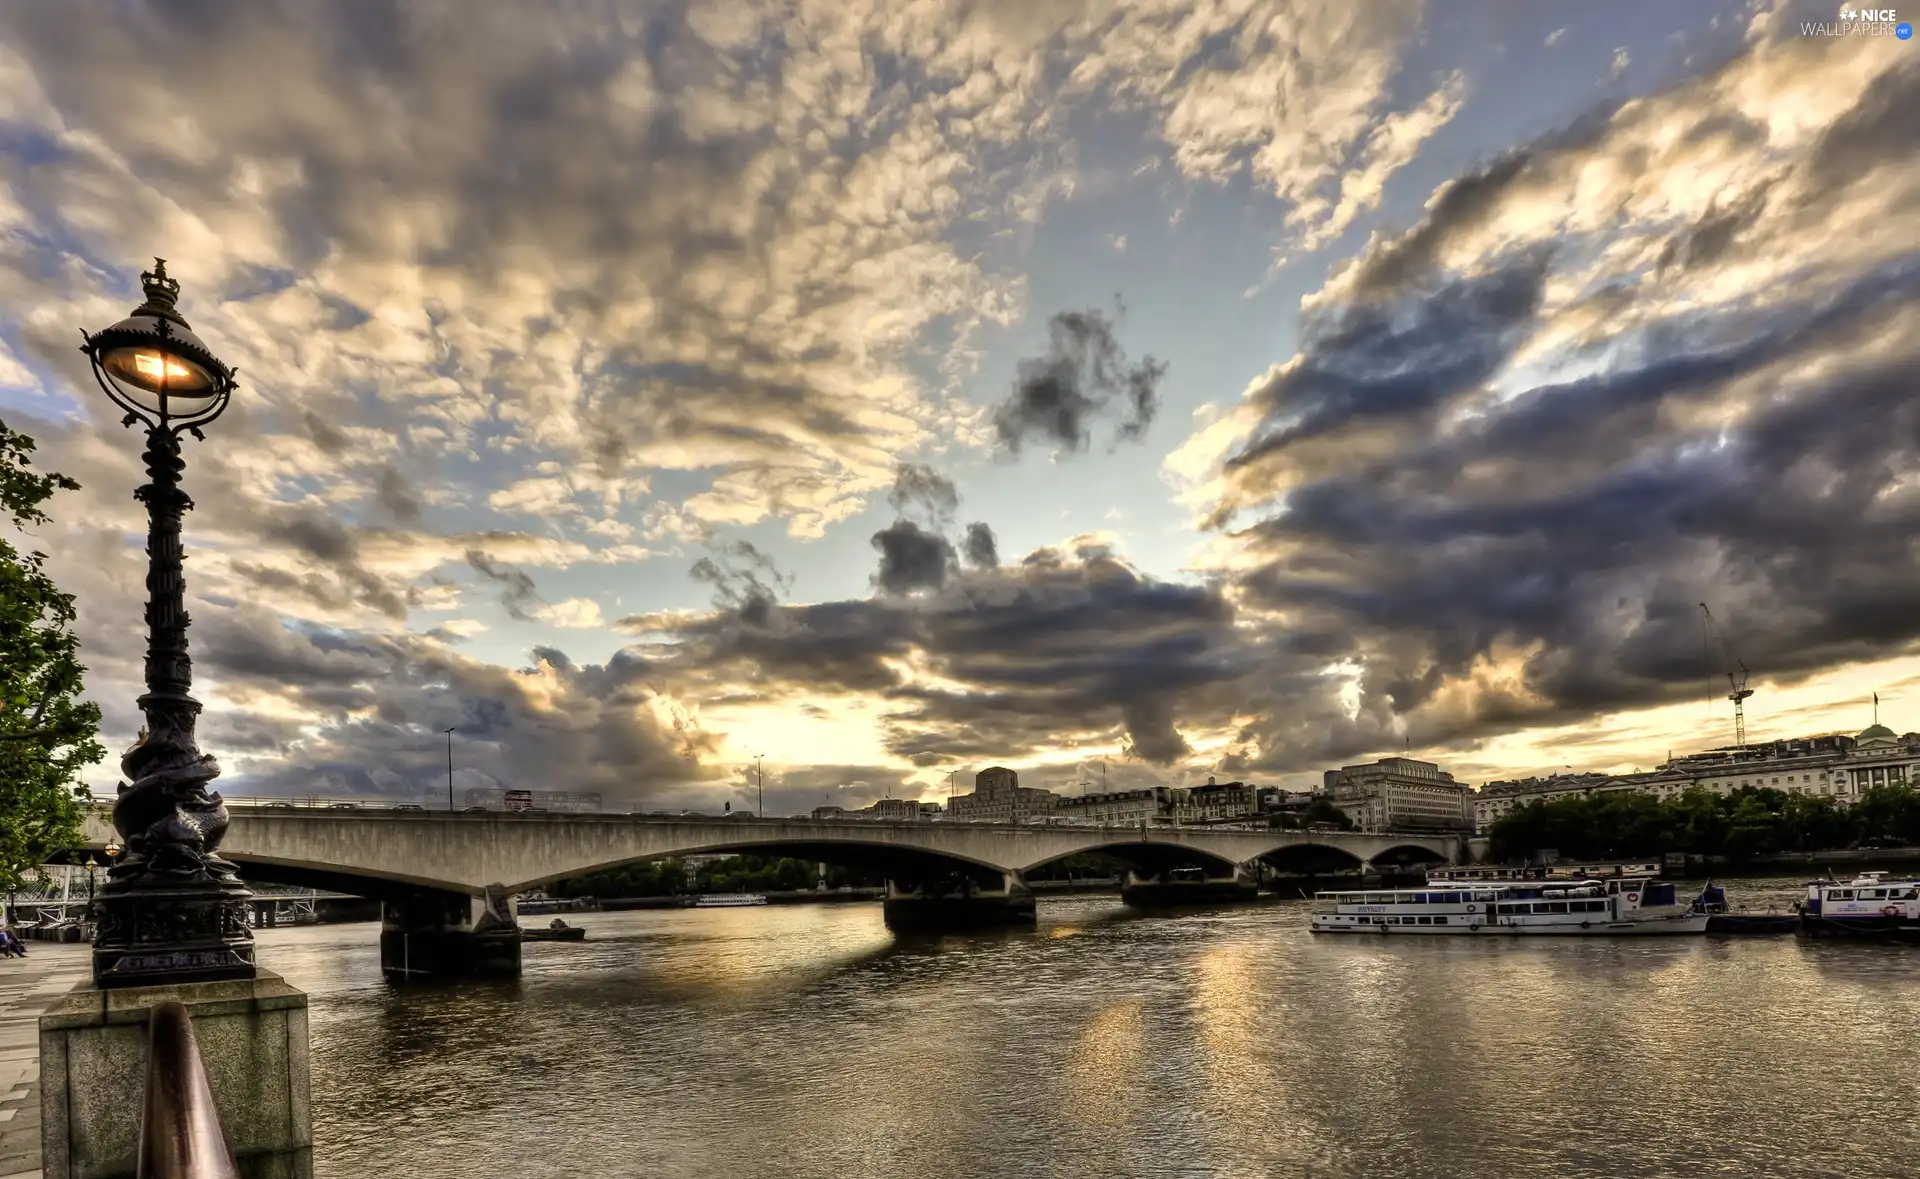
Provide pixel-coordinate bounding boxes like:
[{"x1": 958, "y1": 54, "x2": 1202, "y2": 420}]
[
  {"x1": 1311, "y1": 877, "x2": 1710, "y2": 936},
  {"x1": 1800, "y1": 873, "x2": 1920, "y2": 940},
  {"x1": 692, "y1": 893, "x2": 769, "y2": 908},
  {"x1": 1426, "y1": 861, "x2": 1661, "y2": 884}
]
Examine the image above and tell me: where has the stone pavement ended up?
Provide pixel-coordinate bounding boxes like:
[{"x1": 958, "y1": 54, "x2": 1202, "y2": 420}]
[{"x1": 0, "y1": 943, "x2": 90, "y2": 1179}]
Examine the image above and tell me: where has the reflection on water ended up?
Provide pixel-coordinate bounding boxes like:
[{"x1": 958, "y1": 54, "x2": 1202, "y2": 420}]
[{"x1": 255, "y1": 884, "x2": 1920, "y2": 1179}]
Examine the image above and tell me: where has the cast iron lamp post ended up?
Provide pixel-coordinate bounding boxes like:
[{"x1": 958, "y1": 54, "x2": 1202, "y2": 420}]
[{"x1": 80, "y1": 259, "x2": 255, "y2": 987}]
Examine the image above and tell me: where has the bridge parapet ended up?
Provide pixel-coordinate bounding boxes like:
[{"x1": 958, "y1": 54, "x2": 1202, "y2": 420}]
[{"x1": 79, "y1": 809, "x2": 1458, "y2": 897}]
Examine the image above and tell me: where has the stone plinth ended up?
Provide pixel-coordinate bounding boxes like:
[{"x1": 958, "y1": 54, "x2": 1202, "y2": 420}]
[{"x1": 38, "y1": 970, "x2": 311, "y2": 1179}]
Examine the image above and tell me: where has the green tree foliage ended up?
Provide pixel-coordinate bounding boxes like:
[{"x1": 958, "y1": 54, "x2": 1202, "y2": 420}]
[
  {"x1": 0, "y1": 419, "x2": 104, "y2": 892},
  {"x1": 1282, "y1": 798, "x2": 1359, "y2": 837},
  {"x1": 1487, "y1": 783, "x2": 1920, "y2": 862}
]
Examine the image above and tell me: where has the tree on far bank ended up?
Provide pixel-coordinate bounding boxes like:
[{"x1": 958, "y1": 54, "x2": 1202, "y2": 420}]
[
  {"x1": 0, "y1": 419, "x2": 105, "y2": 892},
  {"x1": 1487, "y1": 781, "x2": 1920, "y2": 862},
  {"x1": 1299, "y1": 799, "x2": 1354, "y2": 830}
]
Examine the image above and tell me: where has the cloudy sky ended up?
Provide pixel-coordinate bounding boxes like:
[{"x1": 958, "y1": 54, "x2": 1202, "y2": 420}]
[{"x1": 0, "y1": 0, "x2": 1915, "y2": 813}]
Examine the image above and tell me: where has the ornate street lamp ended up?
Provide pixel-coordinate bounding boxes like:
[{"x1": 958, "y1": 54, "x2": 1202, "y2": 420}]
[{"x1": 80, "y1": 259, "x2": 254, "y2": 987}]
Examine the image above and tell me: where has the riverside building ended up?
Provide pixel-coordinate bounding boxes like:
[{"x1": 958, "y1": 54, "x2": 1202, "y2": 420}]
[
  {"x1": 1174, "y1": 779, "x2": 1262, "y2": 823},
  {"x1": 1324, "y1": 757, "x2": 1474, "y2": 833},
  {"x1": 1469, "y1": 717, "x2": 1919, "y2": 832},
  {"x1": 1055, "y1": 787, "x2": 1172, "y2": 824},
  {"x1": 945, "y1": 767, "x2": 1062, "y2": 823}
]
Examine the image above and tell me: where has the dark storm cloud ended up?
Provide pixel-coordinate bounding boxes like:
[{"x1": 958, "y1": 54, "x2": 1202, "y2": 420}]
[
  {"x1": 1801, "y1": 59, "x2": 1920, "y2": 200},
  {"x1": 1210, "y1": 70, "x2": 1920, "y2": 774},
  {"x1": 302, "y1": 410, "x2": 349, "y2": 458},
  {"x1": 1222, "y1": 250, "x2": 1551, "y2": 501},
  {"x1": 373, "y1": 465, "x2": 423, "y2": 526},
  {"x1": 197, "y1": 616, "x2": 719, "y2": 802},
  {"x1": 993, "y1": 308, "x2": 1168, "y2": 455},
  {"x1": 243, "y1": 507, "x2": 412, "y2": 620},
  {"x1": 665, "y1": 547, "x2": 1254, "y2": 766},
  {"x1": 1336, "y1": 104, "x2": 1628, "y2": 299},
  {"x1": 465, "y1": 549, "x2": 541, "y2": 621},
  {"x1": 963, "y1": 522, "x2": 999, "y2": 569},
  {"x1": 887, "y1": 463, "x2": 960, "y2": 523},
  {"x1": 871, "y1": 520, "x2": 958, "y2": 595},
  {"x1": 195, "y1": 609, "x2": 388, "y2": 689},
  {"x1": 689, "y1": 540, "x2": 792, "y2": 626}
]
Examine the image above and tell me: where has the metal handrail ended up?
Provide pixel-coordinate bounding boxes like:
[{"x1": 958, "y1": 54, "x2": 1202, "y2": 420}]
[{"x1": 138, "y1": 1002, "x2": 241, "y2": 1179}]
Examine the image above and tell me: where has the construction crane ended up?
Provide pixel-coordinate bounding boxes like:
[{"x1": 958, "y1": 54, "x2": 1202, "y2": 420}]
[{"x1": 1699, "y1": 603, "x2": 1755, "y2": 750}]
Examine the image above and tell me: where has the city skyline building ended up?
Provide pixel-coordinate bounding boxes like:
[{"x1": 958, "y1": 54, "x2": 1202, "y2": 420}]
[
  {"x1": 1470, "y1": 716, "x2": 1917, "y2": 832},
  {"x1": 945, "y1": 767, "x2": 1063, "y2": 823},
  {"x1": 1324, "y1": 757, "x2": 1475, "y2": 833}
]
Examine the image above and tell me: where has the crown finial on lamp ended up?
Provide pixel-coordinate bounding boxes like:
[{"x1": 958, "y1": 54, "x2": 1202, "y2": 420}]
[{"x1": 132, "y1": 257, "x2": 186, "y2": 326}]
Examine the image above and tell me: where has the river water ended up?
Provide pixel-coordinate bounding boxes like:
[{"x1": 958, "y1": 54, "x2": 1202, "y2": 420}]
[{"x1": 256, "y1": 881, "x2": 1920, "y2": 1179}]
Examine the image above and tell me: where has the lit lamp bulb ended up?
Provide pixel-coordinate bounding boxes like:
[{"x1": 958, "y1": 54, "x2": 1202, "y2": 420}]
[
  {"x1": 133, "y1": 352, "x2": 195, "y2": 383},
  {"x1": 100, "y1": 344, "x2": 218, "y2": 417}
]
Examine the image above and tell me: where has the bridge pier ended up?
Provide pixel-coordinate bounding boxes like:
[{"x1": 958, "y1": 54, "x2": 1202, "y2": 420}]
[
  {"x1": 1119, "y1": 865, "x2": 1260, "y2": 908},
  {"x1": 881, "y1": 871, "x2": 1036, "y2": 932},
  {"x1": 380, "y1": 885, "x2": 521, "y2": 980}
]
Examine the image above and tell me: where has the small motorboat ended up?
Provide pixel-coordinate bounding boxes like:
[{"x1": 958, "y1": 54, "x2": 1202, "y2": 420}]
[
  {"x1": 1693, "y1": 881, "x2": 1797, "y2": 935},
  {"x1": 522, "y1": 917, "x2": 587, "y2": 942}
]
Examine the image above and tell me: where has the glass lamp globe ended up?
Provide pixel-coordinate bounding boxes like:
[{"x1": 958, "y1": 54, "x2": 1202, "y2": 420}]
[
  {"x1": 98, "y1": 337, "x2": 223, "y2": 418},
  {"x1": 82, "y1": 259, "x2": 236, "y2": 431}
]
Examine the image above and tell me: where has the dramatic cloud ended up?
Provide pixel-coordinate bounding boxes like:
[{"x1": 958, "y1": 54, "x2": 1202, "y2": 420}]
[
  {"x1": 1185, "y1": 23, "x2": 1920, "y2": 768},
  {"x1": 994, "y1": 309, "x2": 1169, "y2": 456},
  {"x1": 871, "y1": 463, "x2": 978, "y2": 595},
  {"x1": 689, "y1": 540, "x2": 792, "y2": 625},
  {"x1": 963, "y1": 522, "x2": 1000, "y2": 570},
  {"x1": 871, "y1": 521, "x2": 958, "y2": 597},
  {"x1": 7, "y1": 2, "x2": 1915, "y2": 807},
  {"x1": 465, "y1": 550, "x2": 541, "y2": 623},
  {"x1": 662, "y1": 542, "x2": 1254, "y2": 767},
  {"x1": 887, "y1": 464, "x2": 960, "y2": 524},
  {"x1": 194, "y1": 610, "x2": 720, "y2": 802}
]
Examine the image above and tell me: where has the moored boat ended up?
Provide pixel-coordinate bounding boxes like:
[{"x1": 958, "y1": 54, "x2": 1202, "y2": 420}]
[
  {"x1": 1310, "y1": 877, "x2": 1709, "y2": 936},
  {"x1": 523, "y1": 918, "x2": 587, "y2": 942},
  {"x1": 692, "y1": 893, "x2": 769, "y2": 908},
  {"x1": 1799, "y1": 873, "x2": 1920, "y2": 941},
  {"x1": 1692, "y1": 883, "x2": 1798, "y2": 935},
  {"x1": 1426, "y1": 860, "x2": 1662, "y2": 884}
]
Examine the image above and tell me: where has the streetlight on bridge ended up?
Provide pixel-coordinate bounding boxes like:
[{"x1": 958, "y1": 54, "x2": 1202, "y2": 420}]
[
  {"x1": 80, "y1": 259, "x2": 255, "y2": 987},
  {"x1": 444, "y1": 726, "x2": 458, "y2": 810}
]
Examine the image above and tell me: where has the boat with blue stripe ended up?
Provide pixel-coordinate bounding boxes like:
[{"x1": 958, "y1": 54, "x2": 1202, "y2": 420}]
[
  {"x1": 1311, "y1": 876, "x2": 1709, "y2": 936},
  {"x1": 1800, "y1": 873, "x2": 1920, "y2": 941}
]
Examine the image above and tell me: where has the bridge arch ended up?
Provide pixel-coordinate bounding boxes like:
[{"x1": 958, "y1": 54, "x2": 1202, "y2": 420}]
[
  {"x1": 1017, "y1": 841, "x2": 1242, "y2": 877},
  {"x1": 1369, "y1": 843, "x2": 1451, "y2": 868},
  {"x1": 1252, "y1": 842, "x2": 1368, "y2": 873},
  {"x1": 504, "y1": 837, "x2": 1010, "y2": 895}
]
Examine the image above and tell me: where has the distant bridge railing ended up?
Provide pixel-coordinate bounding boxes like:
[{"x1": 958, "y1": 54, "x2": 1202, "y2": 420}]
[{"x1": 77, "y1": 796, "x2": 1462, "y2": 840}]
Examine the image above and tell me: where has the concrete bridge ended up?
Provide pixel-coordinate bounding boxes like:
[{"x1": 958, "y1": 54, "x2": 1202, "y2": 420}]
[{"x1": 72, "y1": 808, "x2": 1459, "y2": 977}]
